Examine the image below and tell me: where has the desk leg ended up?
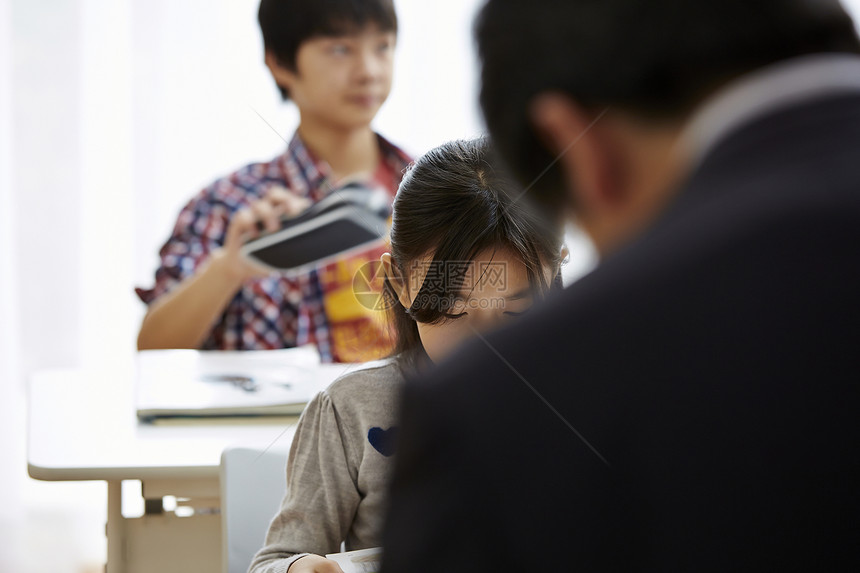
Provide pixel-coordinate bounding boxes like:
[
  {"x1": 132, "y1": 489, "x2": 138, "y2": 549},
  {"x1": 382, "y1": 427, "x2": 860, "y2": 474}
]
[
  {"x1": 106, "y1": 480, "x2": 127, "y2": 573},
  {"x1": 103, "y1": 478, "x2": 220, "y2": 573}
]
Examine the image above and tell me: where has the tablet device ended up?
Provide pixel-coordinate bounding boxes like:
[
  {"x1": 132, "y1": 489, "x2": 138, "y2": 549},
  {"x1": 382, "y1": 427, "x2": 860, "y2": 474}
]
[{"x1": 240, "y1": 183, "x2": 391, "y2": 273}]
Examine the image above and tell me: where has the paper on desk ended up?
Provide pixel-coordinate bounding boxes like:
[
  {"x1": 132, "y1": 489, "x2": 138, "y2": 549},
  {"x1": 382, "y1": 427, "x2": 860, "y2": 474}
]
[
  {"x1": 325, "y1": 547, "x2": 382, "y2": 573},
  {"x1": 135, "y1": 345, "x2": 352, "y2": 420}
]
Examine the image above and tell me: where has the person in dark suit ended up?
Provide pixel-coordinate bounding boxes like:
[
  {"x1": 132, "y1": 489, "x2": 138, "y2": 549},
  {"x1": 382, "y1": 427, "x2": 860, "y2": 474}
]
[{"x1": 380, "y1": 1, "x2": 860, "y2": 571}]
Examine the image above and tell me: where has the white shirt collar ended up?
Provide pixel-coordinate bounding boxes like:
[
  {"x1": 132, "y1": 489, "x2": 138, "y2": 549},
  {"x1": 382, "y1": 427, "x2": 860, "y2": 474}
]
[{"x1": 677, "y1": 53, "x2": 860, "y2": 170}]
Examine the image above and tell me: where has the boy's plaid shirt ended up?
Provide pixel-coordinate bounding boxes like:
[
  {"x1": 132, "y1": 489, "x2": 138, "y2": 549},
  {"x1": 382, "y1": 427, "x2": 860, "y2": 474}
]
[{"x1": 136, "y1": 132, "x2": 412, "y2": 363}]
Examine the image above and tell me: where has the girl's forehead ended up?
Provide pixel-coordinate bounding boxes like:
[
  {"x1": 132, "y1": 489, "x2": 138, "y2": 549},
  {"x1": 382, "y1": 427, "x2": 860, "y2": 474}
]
[{"x1": 406, "y1": 248, "x2": 533, "y2": 294}]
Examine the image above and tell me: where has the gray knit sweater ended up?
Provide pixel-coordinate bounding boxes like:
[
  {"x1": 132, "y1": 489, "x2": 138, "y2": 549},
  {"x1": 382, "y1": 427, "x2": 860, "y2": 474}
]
[{"x1": 248, "y1": 358, "x2": 404, "y2": 573}]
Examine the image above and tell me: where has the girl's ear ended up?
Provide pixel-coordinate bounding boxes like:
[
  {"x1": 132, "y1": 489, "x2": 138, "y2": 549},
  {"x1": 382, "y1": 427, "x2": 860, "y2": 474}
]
[
  {"x1": 552, "y1": 245, "x2": 571, "y2": 289},
  {"x1": 381, "y1": 253, "x2": 414, "y2": 310},
  {"x1": 560, "y1": 244, "x2": 571, "y2": 266}
]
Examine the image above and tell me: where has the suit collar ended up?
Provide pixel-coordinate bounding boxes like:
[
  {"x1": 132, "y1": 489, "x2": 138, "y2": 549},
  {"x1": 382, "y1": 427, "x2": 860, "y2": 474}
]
[{"x1": 677, "y1": 53, "x2": 860, "y2": 172}]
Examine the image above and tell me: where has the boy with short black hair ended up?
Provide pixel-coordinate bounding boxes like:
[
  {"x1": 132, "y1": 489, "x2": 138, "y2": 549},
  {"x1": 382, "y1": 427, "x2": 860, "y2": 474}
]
[
  {"x1": 258, "y1": 0, "x2": 398, "y2": 101},
  {"x1": 136, "y1": 0, "x2": 411, "y2": 363}
]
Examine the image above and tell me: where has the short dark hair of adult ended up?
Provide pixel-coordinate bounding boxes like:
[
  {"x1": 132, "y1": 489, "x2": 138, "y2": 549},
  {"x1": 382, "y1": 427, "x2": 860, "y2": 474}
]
[
  {"x1": 258, "y1": 0, "x2": 398, "y2": 100},
  {"x1": 383, "y1": 138, "x2": 564, "y2": 371},
  {"x1": 475, "y1": 0, "x2": 860, "y2": 211}
]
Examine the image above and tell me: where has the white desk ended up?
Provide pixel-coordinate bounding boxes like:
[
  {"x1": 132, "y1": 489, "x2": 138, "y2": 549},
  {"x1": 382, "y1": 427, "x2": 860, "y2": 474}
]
[{"x1": 27, "y1": 367, "x2": 305, "y2": 573}]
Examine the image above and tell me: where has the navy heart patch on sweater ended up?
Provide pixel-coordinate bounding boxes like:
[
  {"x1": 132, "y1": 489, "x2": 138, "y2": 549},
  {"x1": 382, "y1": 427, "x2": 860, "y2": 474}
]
[{"x1": 368, "y1": 426, "x2": 399, "y2": 457}]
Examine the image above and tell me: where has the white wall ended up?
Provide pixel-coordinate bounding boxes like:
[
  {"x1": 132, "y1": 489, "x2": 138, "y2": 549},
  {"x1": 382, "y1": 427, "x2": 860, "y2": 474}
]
[
  {"x1": 2, "y1": 0, "x2": 88, "y2": 551},
  {"x1": 0, "y1": 0, "x2": 14, "y2": 381},
  {"x1": 0, "y1": 0, "x2": 21, "y2": 519},
  {"x1": 8, "y1": 0, "x2": 84, "y2": 375}
]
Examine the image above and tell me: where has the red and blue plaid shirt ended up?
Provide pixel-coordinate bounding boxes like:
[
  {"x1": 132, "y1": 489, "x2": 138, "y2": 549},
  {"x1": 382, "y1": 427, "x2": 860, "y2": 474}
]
[{"x1": 136, "y1": 132, "x2": 413, "y2": 362}]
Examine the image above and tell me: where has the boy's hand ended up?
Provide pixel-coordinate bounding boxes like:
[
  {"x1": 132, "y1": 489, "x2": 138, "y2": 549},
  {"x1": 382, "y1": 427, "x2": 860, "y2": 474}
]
[
  {"x1": 287, "y1": 554, "x2": 345, "y2": 573},
  {"x1": 221, "y1": 186, "x2": 311, "y2": 280}
]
